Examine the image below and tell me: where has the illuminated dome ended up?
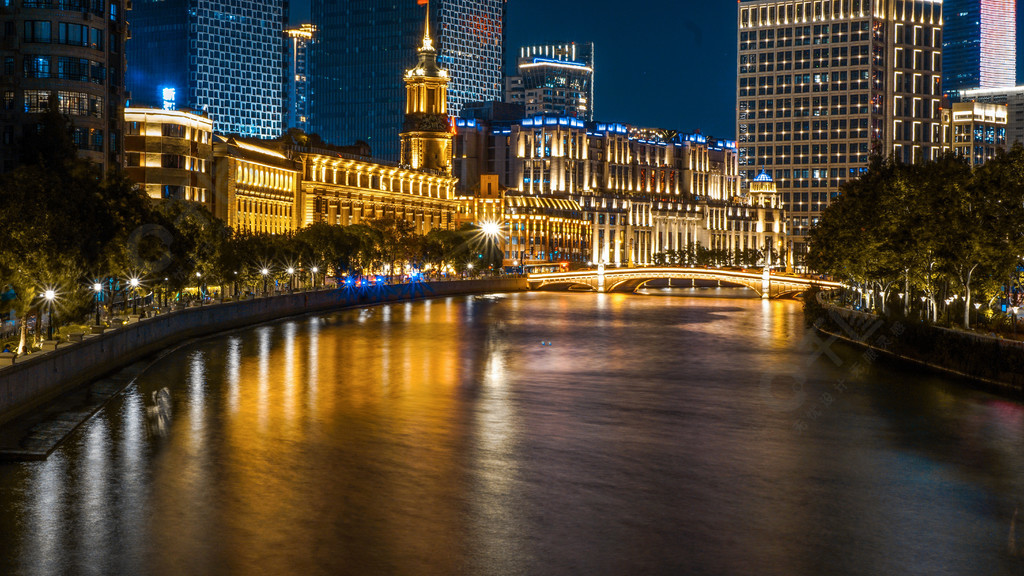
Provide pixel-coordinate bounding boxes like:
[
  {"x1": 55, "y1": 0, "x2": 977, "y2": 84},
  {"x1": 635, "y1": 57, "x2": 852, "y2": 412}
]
[{"x1": 753, "y1": 169, "x2": 773, "y2": 183}]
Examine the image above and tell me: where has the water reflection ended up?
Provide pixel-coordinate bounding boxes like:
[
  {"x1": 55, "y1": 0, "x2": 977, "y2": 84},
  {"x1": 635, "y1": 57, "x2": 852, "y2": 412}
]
[{"x1": 2, "y1": 291, "x2": 1024, "y2": 575}]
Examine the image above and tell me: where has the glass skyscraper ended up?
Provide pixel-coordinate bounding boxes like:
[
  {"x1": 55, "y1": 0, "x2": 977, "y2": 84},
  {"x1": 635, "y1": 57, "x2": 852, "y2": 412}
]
[
  {"x1": 310, "y1": 0, "x2": 505, "y2": 160},
  {"x1": 127, "y1": 0, "x2": 285, "y2": 139},
  {"x1": 943, "y1": 0, "x2": 1016, "y2": 96}
]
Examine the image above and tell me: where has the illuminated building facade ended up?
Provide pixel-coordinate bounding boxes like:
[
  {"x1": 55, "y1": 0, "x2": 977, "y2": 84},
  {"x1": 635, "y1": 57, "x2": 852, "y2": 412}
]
[
  {"x1": 962, "y1": 85, "x2": 1024, "y2": 145},
  {"x1": 295, "y1": 142, "x2": 458, "y2": 234},
  {"x1": 506, "y1": 194, "x2": 591, "y2": 266},
  {"x1": 0, "y1": 0, "x2": 129, "y2": 173},
  {"x1": 310, "y1": 0, "x2": 504, "y2": 161},
  {"x1": 943, "y1": 0, "x2": 1016, "y2": 97},
  {"x1": 506, "y1": 43, "x2": 595, "y2": 121},
  {"x1": 213, "y1": 136, "x2": 301, "y2": 235},
  {"x1": 125, "y1": 107, "x2": 214, "y2": 206},
  {"x1": 455, "y1": 113, "x2": 786, "y2": 267},
  {"x1": 284, "y1": 24, "x2": 316, "y2": 133},
  {"x1": 127, "y1": 0, "x2": 284, "y2": 138},
  {"x1": 940, "y1": 100, "x2": 1008, "y2": 166},
  {"x1": 737, "y1": 0, "x2": 944, "y2": 265}
]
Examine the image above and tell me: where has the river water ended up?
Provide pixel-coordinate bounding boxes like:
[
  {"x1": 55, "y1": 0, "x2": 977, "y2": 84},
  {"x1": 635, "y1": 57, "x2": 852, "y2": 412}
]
[{"x1": 1, "y1": 289, "x2": 1024, "y2": 575}]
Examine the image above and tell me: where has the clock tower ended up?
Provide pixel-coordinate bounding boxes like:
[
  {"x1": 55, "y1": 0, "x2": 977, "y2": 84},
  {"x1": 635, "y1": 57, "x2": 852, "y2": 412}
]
[{"x1": 400, "y1": 4, "x2": 453, "y2": 176}]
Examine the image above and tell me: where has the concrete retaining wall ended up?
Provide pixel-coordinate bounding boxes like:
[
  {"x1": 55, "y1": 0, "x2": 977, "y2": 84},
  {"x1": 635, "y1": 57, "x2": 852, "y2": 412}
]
[{"x1": 0, "y1": 278, "x2": 528, "y2": 425}]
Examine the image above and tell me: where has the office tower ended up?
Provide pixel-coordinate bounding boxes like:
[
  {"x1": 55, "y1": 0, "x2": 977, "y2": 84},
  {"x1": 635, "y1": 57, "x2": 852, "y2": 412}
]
[
  {"x1": 127, "y1": 0, "x2": 285, "y2": 139},
  {"x1": 737, "y1": 0, "x2": 943, "y2": 265},
  {"x1": 943, "y1": 0, "x2": 1016, "y2": 97},
  {"x1": 506, "y1": 42, "x2": 595, "y2": 121},
  {"x1": 310, "y1": 0, "x2": 505, "y2": 160},
  {"x1": 962, "y1": 85, "x2": 1024, "y2": 145},
  {"x1": 0, "y1": 0, "x2": 129, "y2": 173},
  {"x1": 284, "y1": 24, "x2": 315, "y2": 133}
]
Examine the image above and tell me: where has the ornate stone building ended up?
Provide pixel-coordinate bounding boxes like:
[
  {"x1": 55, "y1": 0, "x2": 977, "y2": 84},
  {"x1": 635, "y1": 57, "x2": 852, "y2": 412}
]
[{"x1": 454, "y1": 112, "x2": 789, "y2": 268}]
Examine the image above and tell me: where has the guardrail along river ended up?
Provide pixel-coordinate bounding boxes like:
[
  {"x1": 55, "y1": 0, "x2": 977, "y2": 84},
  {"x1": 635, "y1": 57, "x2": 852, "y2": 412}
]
[{"x1": 1, "y1": 289, "x2": 1023, "y2": 575}]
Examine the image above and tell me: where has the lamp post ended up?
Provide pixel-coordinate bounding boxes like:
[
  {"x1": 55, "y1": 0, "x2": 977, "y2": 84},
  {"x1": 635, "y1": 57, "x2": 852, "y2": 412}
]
[
  {"x1": 43, "y1": 289, "x2": 55, "y2": 341},
  {"x1": 287, "y1": 267, "x2": 295, "y2": 293},
  {"x1": 973, "y1": 302, "x2": 982, "y2": 328},
  {"x1": 920, "y1": 296, "x2": 928, "y2": 321},
  {"x1": 196, "y1": 272, "x2": 203, "y2": 306},
  {"x1": 1013, "y1": 307, "x2": 1020, "y2": 336},
  {"x1": 311, "y1": 267, "x2": 319, "y2": 290},
  {"x1": 93, "y1": 283, "x2": 102, "y2": 326},
  {"x1": 129, "y1": 277, "x2": 140, "y2": 315},
  {"x1": 262, "y1": 268, "x2": 269, "y2": 296}
]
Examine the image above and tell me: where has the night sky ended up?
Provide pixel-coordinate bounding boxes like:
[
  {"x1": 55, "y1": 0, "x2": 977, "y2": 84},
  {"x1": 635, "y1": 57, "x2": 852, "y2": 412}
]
[{"x1": 290, "y1": 1, "x2": 1024, "y2": 141}]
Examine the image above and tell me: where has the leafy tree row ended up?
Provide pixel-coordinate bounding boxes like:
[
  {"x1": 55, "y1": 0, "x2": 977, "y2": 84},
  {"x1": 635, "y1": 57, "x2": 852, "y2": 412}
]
[{"x1": 807, "y1": 150, "x2": 1024, "y2": 329}]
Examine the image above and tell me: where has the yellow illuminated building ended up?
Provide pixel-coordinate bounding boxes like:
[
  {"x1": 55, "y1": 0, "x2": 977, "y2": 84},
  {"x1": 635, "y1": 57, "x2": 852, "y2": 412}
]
[
  {"x1": 214, "y1": 136, "x2": 301, "y2": 235},
  {"x1": 295, "y1": 145, "x2": 458, "y2": 233},
  {"x1": 124, "y1": 107, "x2": 215, "y2": 206}
]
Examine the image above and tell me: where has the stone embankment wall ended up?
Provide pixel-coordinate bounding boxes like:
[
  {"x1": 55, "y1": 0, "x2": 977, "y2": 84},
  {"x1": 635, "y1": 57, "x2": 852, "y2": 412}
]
[
  {"x1": 809, "y1": 293, "x2": 1024, "y2": 396},
  {"x1": 0, "y1": 279, "x2": 528, "y2": 425}
]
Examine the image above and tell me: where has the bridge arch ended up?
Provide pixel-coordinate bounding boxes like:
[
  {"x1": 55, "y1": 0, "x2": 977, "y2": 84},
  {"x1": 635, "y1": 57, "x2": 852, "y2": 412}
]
[{"x1": 526, "y1": 267, "x2": 842, "y2": 299}]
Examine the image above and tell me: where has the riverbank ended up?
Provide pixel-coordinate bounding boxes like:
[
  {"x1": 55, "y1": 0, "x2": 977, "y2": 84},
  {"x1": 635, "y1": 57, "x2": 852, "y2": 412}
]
[
  {"x1": 0, "y1": 278, "x2": 528, "y2": 434},
  {"x1": 807, "y1": 291, "x2": 1024, "y2": 397}
]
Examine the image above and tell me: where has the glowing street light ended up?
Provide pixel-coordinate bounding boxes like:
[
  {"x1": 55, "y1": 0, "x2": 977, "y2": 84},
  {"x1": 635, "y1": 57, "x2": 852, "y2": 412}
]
[
  {"x1": 311, "y1": 266, "x2": 319, "y2": 289},
  {"x1": 43, "y1": 289, "x2": 56, "y2": 340},
  {"x1": 287, "y1": 267, "x2": 296, "y2": 292},
  {"x1": 129, "y1": 277, "x2": 140, "y2": 315},
  {"x1": 481, "y1": 221, "x2": 501, "y2": 237},
  {"x1": 92, "y1": 283, "x2": 103, "y2": 326},
  {"x1": 261, "y1": 267, "x2": 270, "y2": 295}
]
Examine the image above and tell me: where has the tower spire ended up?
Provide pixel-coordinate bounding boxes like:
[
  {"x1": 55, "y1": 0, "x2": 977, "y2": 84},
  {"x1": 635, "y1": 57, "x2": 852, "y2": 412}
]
[{"x1": 420, "y1": 0, "x2": 434, "y2": 52}]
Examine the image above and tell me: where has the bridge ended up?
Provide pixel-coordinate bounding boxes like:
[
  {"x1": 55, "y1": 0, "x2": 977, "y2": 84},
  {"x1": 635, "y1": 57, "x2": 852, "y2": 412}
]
[{"x1": 526, "y1": 267, "x2": 843, "y2": 299}]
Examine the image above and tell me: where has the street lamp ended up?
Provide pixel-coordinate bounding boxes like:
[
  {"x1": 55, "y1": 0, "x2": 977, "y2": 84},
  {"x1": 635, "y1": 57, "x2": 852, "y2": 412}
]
[
  {"x1": 311, "y1": 266, "x2": 319, "y2": 289},
  {"x1": 974, "y1": 302, "x2": 982, "y2": 327},
  {"x1": 261, "y1": 268, "x2": 270, "y2": 296},
  {"x1": 129, "y1": 277, "x2": 140, "y2": 315},
  {"x1": 93, "y1": 283, "x2": 102, "y2": 326},
  {"x1": 43, "y1": 289, "x2": 55, "y2": 341},
  {"x1": 287, "y1": 267, "x2": 295, "y2": 293},
  {"x1": 195, "y1": 272, "x2": 203, "y2": 306}
]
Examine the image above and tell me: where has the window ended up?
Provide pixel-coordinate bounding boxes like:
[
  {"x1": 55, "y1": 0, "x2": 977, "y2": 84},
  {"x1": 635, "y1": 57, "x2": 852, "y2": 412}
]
[
  {"x1": 58, "y1": 23, "x2": 88, "y2": 47},
  {"x1": 23, "y1": 21, "x2": 51, "y2": 43},
  {"x1": 161, "y1": 124, "x2": 186, "y2": 138},
  {"x1": 24, "y1": 55, "x2": 50, "y2": 78},
  {"x1": 161, "y1": 154, "x2": 185, "y2": 169},
  {"x1": 126, "y1": 152, "x2": 141, "y2": 167},
  {"x1": 126, "y1": 121, "x2": 141, "y2": 135}
]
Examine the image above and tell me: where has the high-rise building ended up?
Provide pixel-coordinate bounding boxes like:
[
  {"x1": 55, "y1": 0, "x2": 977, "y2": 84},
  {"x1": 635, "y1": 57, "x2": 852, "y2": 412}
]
[
  {"x1": 961, "y1": 85, "x2": 1024, "y2": 145},
  {"x1": 0, "y1": 0, "x2": 130, "y2": 173},
  {"x1": 506, "y1": 43, "x2": 595, "y2": 121},
  {"x1": 943, "y1": 0, "x2": 1016, "y2": 97},
  {"x1": 737, "y1": 0, "x2": 944, "y2": 265},
  {"x1": 127, "y1": 0, "x2": 285, "y2": 139},
  {"x1": 310, "y1": 0, "x2": 505, "y2": 160},
  {"x1": 284, "y1": 24, "x2": 315, "y2": 133}
]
